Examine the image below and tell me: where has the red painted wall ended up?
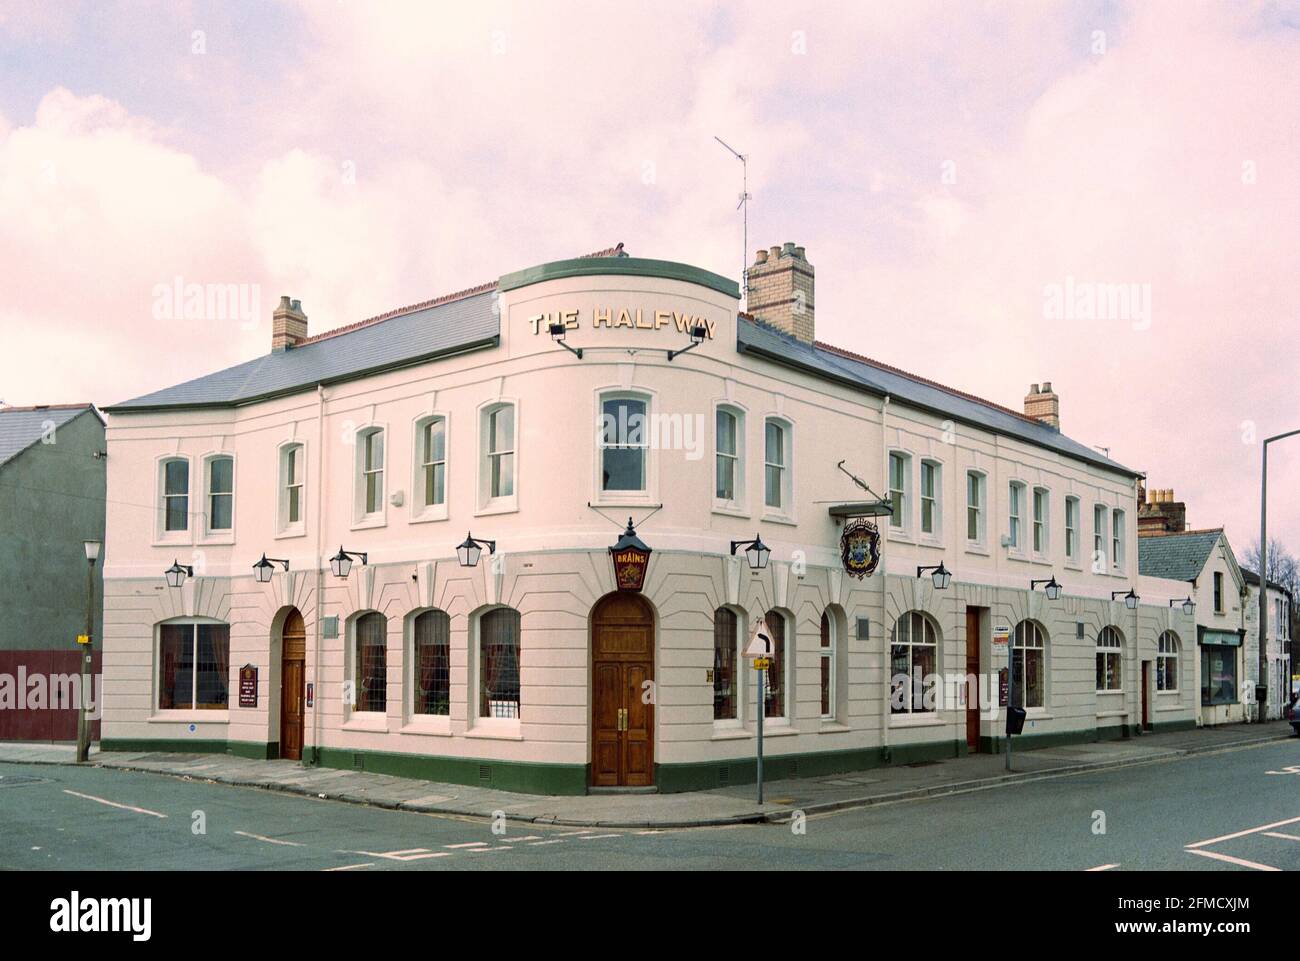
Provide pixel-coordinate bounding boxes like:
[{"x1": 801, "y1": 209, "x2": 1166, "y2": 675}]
[{"x1": 0, "y1": 651, "x2": 103, "y2": 742}]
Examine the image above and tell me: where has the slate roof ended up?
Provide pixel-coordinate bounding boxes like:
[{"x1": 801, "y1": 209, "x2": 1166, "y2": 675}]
[
  {"x1": 105, "y1": 288, "x2": 499, "y2": 411},
  {"x1": 1137, "y1": 529, "x2": 1225, "y2": 582},
  {"x1": 1242, "y1": 568, "x2": 1292, "y2": 598},
  {"x1": 735, "y1": 317, "x2": 1139, "y2": 477},
  {"x1": 0, "y1": 404, "x2": 102, "y2": 467}
]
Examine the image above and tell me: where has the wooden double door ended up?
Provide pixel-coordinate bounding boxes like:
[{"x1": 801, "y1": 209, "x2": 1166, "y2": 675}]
[
  {"x1": 591, "y1": 593, "x2": 654, "y2": 788},
  {"x1": 280, "y1": 610, "x2": 306, "y2": 761}
]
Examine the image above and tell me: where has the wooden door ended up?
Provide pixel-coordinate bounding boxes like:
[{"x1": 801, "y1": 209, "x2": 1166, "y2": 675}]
[
  {"x1": 280, "y1": 609, "x2": 306, "y2": 761},
  {"x1": 965, "y1": 608, "x2": 981, "y2": 751},
  {"x1": 591, "y1": 594, "x2": 655, "y2": 787}
]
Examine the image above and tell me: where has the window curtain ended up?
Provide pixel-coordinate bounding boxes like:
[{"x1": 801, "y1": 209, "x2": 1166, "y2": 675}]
[
  {"x1": 480, "y1": 609, "x2": 521, "y2": 718},
  {"x1": 414, "y1": 610, "x2": 450, "y2": 715},
  {"x1": 764, "y1": 612, "x2": 784, "y2": 717},
  {"x1": 356, "y1": 613, "x2": 387, "y2": 713},
  {"x1": 713, "y1": 609, "x2": 737, "y2": 720}
]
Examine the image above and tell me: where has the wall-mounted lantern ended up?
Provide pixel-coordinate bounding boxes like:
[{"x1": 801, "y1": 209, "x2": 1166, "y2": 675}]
[
  {"x1": 917, "y1": 562, "x2": 951, "y2": 590},
  {"x1": 164, "y1": 560, "x2": 193, "y2": 589},
  {"x1": 667, "y1": 324, "x2": 707, "y2": 362},
  {"x1": 730, "y1": 534, "x2": 771, "y2": 571},
  {"x1": 1030, "y1": 576, "x2": 1062, "y2": 601},
  {"x1": 1112, "y1": 589, "x2": 1139, "y2": 610},
  {"x1": 253, "y1": 553, "x2": 290, "y2": 584},
  {"x1": 549, "y1": 322, "x2": 583, "y2": 359},
  {"x1": 456, "y1": 533, "x2": 495, "y2": 568},
  {"x1": 329, "y1": 546, "x2": 368, "y2": 579},
  {"x1": 1170, "y1": 597, "x2": 1195, "y2": 616}
]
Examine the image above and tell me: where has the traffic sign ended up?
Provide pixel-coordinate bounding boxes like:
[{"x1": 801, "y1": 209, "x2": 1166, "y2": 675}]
[
  {"x1": 744, "y1": 617, "x2": 773, "y2": 657},
  {"x1": 75, "y1": 634, "x2": 90, "y2": 646},
  {"x1": 992, "y1": 624, "x2": 1011, "y2": 646},
  {"x1": 753, "y1": 657, "x2": 771, "y2": 670}
]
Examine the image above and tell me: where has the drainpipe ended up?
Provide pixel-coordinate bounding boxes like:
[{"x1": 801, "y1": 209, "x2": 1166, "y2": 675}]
[
  {"x1": 310, "y1": 383, "x2": 327, "y2": 765},
  {"x1": 880, "y1": 394, "x2": 891, "y2": 754}
]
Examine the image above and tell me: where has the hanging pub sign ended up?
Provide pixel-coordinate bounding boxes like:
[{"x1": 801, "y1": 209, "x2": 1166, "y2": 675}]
[
  {"x1": 840, "y1": 517, "x2": 882, "y2": 579},
  {"x1": 609, "y1": 518, "x2": 652, "y2": 592},
  {"x1": 238, "y1": 664, "x2": 258, "y2": 708}
]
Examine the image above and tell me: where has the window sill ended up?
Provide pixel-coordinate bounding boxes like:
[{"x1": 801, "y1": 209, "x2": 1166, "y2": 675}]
[
  {"x1": 710, "y1": 726, "x2": 752, "y2": 741},
  {"x1": 712, "y1": 504, "x2": 750, "y2": 520},
  {"x1": 342, "y1": 715, "x2": 389, "y2": 733},
  {"x1": 198, "y1": 532, "x2": 235, "y2": 546},
  {"x1": 1095, "y1": 709, "x2": 1128, "y2": 718},
  {"x1": 400, "y1": 718, "x2": 452, "y2": 736},
  {"x1": 1064, "y1": 560, "x2": 1082, "y2": 572},
  {"x1": 889, "y1": 713, "x2": 946, "y2": 728},
  {"x1": 964, "y1": 543, "x2": 990, "y2": 557},
  {"x1": 152, "y1": 534, "x2": 194, "y2": 549},
  {"x1": 465, "y1": 724, "x2": 523, "y2": 741},
  {"x1": 918, "y1": 535, "x2": 944, "y2": 549},
  {"x1": 761, "y1": 511, "x2": 798, "y2": 527},
  {"x1": 350, "y1": 515, "x2": 387, "y2": 532},
  {"x1": 888, "y1": 529, "x2": 914, "y2": 544},
  {"x1": 148, "y1": 711, "x2": 229, "y2": 724},
  {"x1": 474, "y1": 500, "x2": 519, "y2": 518},
  {"x1": 274, "y1": 526, "x2": 307, "y2": 541},
  {"x1": 408, "y1": 507, "x2": 449, "y2": 525},
  {"x1": 758, "y1": 723, "x2": 799, "y2": 737},
  {"x1": 593, "y1": 495, "x2": 658, "y2": 510},
  {"x1": 1096, "y1": 690, "x2": 1125, "y2": 697},
  {"x1": 818, "y1": 721, "x2": 851, "y2": 734}
]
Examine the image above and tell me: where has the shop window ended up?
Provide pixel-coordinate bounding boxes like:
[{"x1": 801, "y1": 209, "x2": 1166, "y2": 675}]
[
  {"x1": 158, "y1": 621, "x2": 229, "y2": 710},
  {"x1": 891, "y1": 611, "x2": 938, "y2": 714},
  {"x1": 1012, "y1": 620, "x2": 1046, "y2": 708},
  {"x1": 412, "y1": 609, "x2": 450, "y2": 716},
  {"x1": 1096, "y1": 626, "x2": 1123, "y2": 692},
  {"x1": 354, "y1": 612, "x2": 387, "y2": 713},
  {"x1": 479, "y1": 608, "x2": 521, "y2": 719}
]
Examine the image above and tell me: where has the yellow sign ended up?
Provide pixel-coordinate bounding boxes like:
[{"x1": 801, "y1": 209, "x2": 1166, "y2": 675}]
[
  {"x1": 75, "y1": 634, "x2": 90, "y2": 645},
  {"x1": 753, "y1": 657, "x2": 771, "y2": 670}
]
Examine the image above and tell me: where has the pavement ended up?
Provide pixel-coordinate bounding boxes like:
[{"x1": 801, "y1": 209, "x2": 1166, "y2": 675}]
[{"x1": 0, "y1": 721, "x2": 1293, "y2": 829}]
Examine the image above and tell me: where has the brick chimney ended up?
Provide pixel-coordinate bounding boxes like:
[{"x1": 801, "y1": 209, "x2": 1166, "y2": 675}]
[
  {"x1": 272, "y1": 296, "x2": 308, "y2": 352},
  {"x1": 1138, "y1": 485, "x2": 1188, "y2": 535},
  {"x1": 746, "y1": 242, "x2": 814, "y2": 344},
  {"x1": 1023, "y1": 382, "x2": 1060, "y2": 429}
]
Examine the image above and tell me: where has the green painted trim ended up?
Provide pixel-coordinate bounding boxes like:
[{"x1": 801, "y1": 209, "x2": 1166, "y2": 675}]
[
  {"x1": 314, "y1": 747, "x2": 588, "y2": 796},
  {"x1": 499, "y1": 257, "x2": 740, "y2": 299},
  {"x1": 655, "y1": 740, "x2": 964, "y2": 794},
  {"x1": 101, "y1": 738, "x2": 232, "y2": 755}
]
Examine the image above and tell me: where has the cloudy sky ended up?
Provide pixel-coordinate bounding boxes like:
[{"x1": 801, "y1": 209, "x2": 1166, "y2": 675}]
[{"x1": 1, "y1": 0, "x2": 1296, "y2": 554}]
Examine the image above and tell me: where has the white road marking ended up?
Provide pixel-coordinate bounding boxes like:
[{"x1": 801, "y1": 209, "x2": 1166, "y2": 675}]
[
  {"x1": 496, "y1": 835, "x2": 543, "y2": 843},
  {"x1": 63, "y1": 789, "x2": 166, "y2": 819},
  {"x1": 346, "y1": 848, "x2": 451, "y2": 861},
  {"x1": 234, "y1": 831, "x2": 303, "y2": 847},
  {"x1": 579, "y1": 833, "x2": 622, "y2": 840},
  {"x1": 1186, "y1": 849, "x2": 1281, "y2": 872},
  {"x1": 636, "y1": 830, "x2": 663, "y2": 835},
  {"x1": 1262, "y1": 831, "x2": 1300, "y2": 842},
  {"x1": 1085, "y1": 863, "x2": 1120, "y2": 871},
  {"x1": 1185, "y1": 814, "x2": 1300, "y2": 849},
  {"x1": 555, "y1": 830, "x2": 594, "y2": 837},
  {"x1": 324, "y1": 862, "x2": 374, "y2": 871},
  {"x1": 469, "y1": 846, "x2": 512, "y2": 853},
  {"x1": 528, "y1": 839, "x2": 565, "y2": 846},
  {"x1": 445, "y1": 841, "x2": 487, "y2": 849}
]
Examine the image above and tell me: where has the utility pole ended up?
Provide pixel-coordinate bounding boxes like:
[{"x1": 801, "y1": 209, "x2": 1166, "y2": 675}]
[
  {"x1": 1259, "y1": 428, "x2": 1300, "y2": 720},
  {"x1": 78, "y1": 540, "x2": 101, "y2": 763}
]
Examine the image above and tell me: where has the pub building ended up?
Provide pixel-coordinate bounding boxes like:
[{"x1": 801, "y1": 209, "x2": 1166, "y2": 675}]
[{"x1": 100, "y1": 242, "x2": 1198, "y2": 794}]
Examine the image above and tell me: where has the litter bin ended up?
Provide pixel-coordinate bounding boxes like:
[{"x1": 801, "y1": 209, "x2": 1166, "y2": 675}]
[{"x1": 1006, "y1": 705, "x2": 1027, "y2": 736}]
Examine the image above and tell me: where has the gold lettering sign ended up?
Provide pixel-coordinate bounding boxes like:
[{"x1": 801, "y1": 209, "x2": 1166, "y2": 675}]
[{"x1": 529, "y1": 308, "x2": 716, "y2": 340}]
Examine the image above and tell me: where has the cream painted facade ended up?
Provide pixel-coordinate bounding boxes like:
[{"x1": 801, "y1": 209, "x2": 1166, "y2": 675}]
[{"x1": 101, "y1": 255, "x2": 1198, "y2": 794}]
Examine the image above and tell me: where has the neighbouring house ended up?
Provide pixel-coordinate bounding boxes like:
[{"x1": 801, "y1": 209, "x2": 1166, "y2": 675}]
[
  {"x1": 1138, "y1": 527, "x2": 1248, "y2": 726},
  {"x1": 1241, "y1": 568, "x2": 1293, "y2": 718},
  {"x1": 0, "y1": 404, "x2": 106, "y2": 741},
  {"x1": 98, "y1": 242, "x2": 1199, "y2": 795}
]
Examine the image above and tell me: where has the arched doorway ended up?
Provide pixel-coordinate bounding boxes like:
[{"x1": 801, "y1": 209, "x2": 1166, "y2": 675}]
[
  {"x1": 590, "y1": 593, "x2": 655, "y2": 788},
  {"x1": 280, "y1": 609, "x2": 306, "y2": 760}
]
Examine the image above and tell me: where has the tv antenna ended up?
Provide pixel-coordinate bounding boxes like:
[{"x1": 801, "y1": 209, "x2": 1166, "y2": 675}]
[{"x1": 714, "y1": 136, "x2": 750, "y2": 294}]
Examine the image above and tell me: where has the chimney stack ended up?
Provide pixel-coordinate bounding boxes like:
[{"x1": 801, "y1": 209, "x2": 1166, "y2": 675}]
[
  {"x1": 746, "y1": 241, "x2": 814, "y2": 344},
  {"x1": 1137, "y1": 483, "x2": 1188, "y2": 535},
  {"x1": 272, "y1": 296, "x2": 308, "y2": 352},
  {"x1": 1023, "y1": 381, "x2": 1060, "y2": 429}
]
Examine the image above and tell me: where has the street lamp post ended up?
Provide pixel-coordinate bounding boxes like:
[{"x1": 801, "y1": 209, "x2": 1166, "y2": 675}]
[
  {"x1": 77, "y1": 540, "x2": 101, "y2": 763},
  {"x1": 1259, "y1": 428, "x2": 1300, "y2": 720}
]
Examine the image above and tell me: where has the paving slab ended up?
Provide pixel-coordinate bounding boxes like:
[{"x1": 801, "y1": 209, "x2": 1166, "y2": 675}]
[{"x1": 0, "y1": 722, "x2": 1292, "y2": 828}]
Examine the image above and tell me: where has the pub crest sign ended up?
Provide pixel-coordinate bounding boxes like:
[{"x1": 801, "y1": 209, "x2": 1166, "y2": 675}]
[{"x1": 840, "y1": 518, "x2": 881, "y2": 579}]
